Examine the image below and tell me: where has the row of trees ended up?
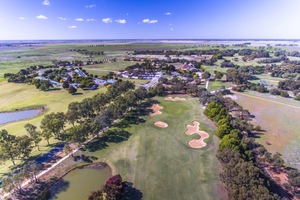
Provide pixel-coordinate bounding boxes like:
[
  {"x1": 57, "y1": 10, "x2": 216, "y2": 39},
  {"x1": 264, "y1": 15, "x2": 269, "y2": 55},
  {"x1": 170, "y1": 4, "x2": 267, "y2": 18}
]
[
  {"x1": 203, "y1": 101, "x2": 282, "y2": 199},
  {"x1": 200, "y1": 90, "x2": 300, "y2": 199},
  {"x1": 0, "y1": 80, "x2": 146, "y2": 167}
]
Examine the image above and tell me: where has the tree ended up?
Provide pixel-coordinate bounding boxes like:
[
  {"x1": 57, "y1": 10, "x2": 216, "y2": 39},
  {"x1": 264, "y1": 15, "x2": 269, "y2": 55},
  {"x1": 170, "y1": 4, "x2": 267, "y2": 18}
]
[
  {"x1": 62, "y1": 81, "x2": 70, "y2": 89},
  {"x1": 23, "y1": 161, "x2": 43, "y2": 183},
  {"x1": 17, "y1": 135, "x2": 33, "y2": 158},
  {"x1": 24, "y1": 123, "x2": 42, "y2": 151},
  {"x1": 39, "y1": 80, "x2": 53, "y2": 91},
  {"x1": 94, "y1": 109, "x2": 113, "y2": 131},
  {"x1": 64, "y1": 144, "x2": 73, "y2": 156},
  {"x1": 67, "y1": 123, "x2": 91, "y2": 143},
  {"x1": 0, "y1": 129, "x2": 19, "y2": 165},
  {"x1": 88, "y1": 174, "x2": 125, "y2": 200},
  {"x1": 40, "y1": 112, "x2": 65, "y2": 140},
  {"x1": 68, "y1": 86, "x2": 77, "y2": 94}
]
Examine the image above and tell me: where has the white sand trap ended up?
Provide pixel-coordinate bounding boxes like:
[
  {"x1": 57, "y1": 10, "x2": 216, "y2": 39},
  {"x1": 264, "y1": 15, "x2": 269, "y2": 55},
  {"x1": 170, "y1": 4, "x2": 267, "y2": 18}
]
[
  {"x1": 164, "y1": 97, "x2": 186, "y2": 101},
  {"x1": 148, "y1": 104, "x2": 163, "y2": 116},
  {"x1": 154, "y1": 121, "x2": 168, "y2": 128},
  {"x1": 185, "y1": 121, "x2": 209, "y2": 148}
]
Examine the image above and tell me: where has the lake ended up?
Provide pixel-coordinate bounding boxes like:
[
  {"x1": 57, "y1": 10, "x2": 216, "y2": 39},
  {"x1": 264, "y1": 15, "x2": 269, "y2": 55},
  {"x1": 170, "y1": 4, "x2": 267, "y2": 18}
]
[
  {"x1": 49, "y1": 165, "x2": 110, "y2": 200},
  {"x1": 0, "y1": 109, "x2": 39, "y2": 125}
]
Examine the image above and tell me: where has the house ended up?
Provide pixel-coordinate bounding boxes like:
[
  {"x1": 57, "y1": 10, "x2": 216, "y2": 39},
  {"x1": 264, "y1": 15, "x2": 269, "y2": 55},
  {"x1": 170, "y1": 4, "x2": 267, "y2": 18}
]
[{"x1": 176, "y1": 63, "x2": 196, "y2": 71}]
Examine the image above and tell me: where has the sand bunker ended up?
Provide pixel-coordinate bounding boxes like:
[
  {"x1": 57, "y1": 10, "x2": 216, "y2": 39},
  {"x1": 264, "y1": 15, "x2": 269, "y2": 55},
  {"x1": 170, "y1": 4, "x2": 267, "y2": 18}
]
[
  {"x1": 148, "y1": 104, "x2": 163, "y2": 116},
  {"x1": 164, "y1": 97, "x2": 186, "y2": 101},
  {"x1": 185, "y1": 121, "x2": 209, "y2": 148},
  {"x1": 154, "y1": 121, "x2": 168, "y2": 128}
]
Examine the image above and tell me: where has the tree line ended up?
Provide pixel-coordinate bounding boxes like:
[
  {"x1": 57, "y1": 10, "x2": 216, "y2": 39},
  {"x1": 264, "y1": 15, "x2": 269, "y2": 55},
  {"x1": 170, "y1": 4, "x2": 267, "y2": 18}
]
[{"x1": 199, "y1": 89, "x2": 299, "y2": 199}]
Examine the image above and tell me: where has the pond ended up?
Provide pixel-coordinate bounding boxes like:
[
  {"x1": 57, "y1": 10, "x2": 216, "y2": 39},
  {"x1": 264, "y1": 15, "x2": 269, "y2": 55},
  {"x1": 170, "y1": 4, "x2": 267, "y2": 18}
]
[
  {"x1": 49, "y1": 165, "x2": 111, "y2": 200},
  {"x1": 0, "y1": 109, "x2": 39, "y2": 125}
]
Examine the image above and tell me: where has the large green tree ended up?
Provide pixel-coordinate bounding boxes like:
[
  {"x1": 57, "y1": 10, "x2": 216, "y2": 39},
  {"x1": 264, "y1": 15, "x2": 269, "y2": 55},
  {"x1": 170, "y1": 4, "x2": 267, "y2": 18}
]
[
  {"x1": 40, "y1": 112, "x2": 65, "y2": 140},
  {"x1": 24, "y1": 123, "x2": 42, "y2": 151},
  {"x1": 0, "y1": 130, "x2": 19, "y2": 165}
]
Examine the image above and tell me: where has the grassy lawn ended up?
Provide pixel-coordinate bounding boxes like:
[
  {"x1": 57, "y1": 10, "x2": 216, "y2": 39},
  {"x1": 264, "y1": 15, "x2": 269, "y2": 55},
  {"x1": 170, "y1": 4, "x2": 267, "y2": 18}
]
[
  {"x1": 207, "y1": 81, "x2": 233, "y2": 91},
  {"x1": 83, "y1": 61, "x2": 134, "y2": 72},
  {"x1": 251, "y1": 74, "x2": 285, "y2": 86},
  {"x1": 0, "y1": 82, "x2": 106, "y2": 176},
  {"x1": 0, "y1": 82, "x2": 106, "y2": 134},
  {"x1": 233, "y1": 90, "x2": 300, "y2": 169},
  {"x1": 84, "y1": 97, "x2": 225, "y2": 200}
]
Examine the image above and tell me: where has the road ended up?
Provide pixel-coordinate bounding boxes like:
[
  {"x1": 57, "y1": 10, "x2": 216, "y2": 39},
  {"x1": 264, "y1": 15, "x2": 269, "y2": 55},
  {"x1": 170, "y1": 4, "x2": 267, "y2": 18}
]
[{"x1": 143, "y1": 72, "x2": 162, "y2": 89}]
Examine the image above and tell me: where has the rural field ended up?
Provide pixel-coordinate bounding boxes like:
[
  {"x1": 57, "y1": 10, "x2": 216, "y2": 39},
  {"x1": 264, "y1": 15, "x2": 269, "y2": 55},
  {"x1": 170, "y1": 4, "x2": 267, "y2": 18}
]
[
  {"x1": 83, "y1": 96, "x2": 225, "y2": 200},
  {"x1": 233, "y1": 91, "x2": 300, "y2": 169}
]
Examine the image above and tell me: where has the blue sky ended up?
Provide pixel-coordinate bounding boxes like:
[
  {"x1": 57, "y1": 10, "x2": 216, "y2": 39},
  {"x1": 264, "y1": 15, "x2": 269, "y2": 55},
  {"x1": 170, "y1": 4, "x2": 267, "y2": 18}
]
[{"x1": 0, "y1": 0, "x2": 300, "y2": 40}]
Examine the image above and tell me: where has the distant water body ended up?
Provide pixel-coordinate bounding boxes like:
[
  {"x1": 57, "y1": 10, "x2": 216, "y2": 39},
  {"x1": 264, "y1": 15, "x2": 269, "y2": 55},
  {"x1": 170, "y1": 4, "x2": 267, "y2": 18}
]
[{"x1": 0, "y1": 39, "x2": 299, "y2": 45}]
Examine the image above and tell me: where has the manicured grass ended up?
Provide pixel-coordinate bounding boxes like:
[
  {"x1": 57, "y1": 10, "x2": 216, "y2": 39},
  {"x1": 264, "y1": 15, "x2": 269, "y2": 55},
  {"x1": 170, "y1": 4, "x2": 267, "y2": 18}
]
[
  {"x1": 0, "y1": 82, "x2": 106, "y2": 176},
  {"x1": 233, "y1": 90, "x2": 300, "y2": 169},
  {"x1": 251, "y1": 74, "x2": 285, "y2": 86},
  {"x1": 85, "y1": 97, "x2": 225, "y2": 200},
  {"x1": 83, "y1": 61, "x2": 134, "y2": 75},
  {"x1": 0, "y1": 82, "x2": 105, "y2": 134},
  {"x1": 207, "y1": 81, "x2": 233, "y2": 92}
]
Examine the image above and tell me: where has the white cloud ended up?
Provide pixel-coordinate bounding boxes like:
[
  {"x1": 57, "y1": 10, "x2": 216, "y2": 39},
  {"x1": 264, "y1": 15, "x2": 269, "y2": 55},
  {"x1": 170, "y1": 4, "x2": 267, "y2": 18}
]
[
  {"x1": 19, "y1": 17, "x2": 27, "y2": 20},
  {"x1": 68, "y1": 25, "x2": 77, "y2": 29},
  {"x1": 86, "y1": 18, "x2": 95, "y2": 22},
  {"x1": 102, "y1": 18, "x2": 112, "y2": 23},
  {"x1": 58, "y1": 17, "x2": 66, "y2": 21},
  {"x1": 36, "y1": 15, "x2": 48, "y2": 19},
  {"x1": 85, "y1": 4, "x2": 96, "y2": 8},
  {"x1": 142, "y1": 19, "x2": 158, "y2": 24},
  {"x1": 42, "y1": 0, "x2": 50, "y2": 6},
  {"x1": 170, "y1": 28, "x2": 174, "y2": 31},
  {"x1": 75, "y1": 18, "x2": 84, "y2": 21},
  {"x1": 115, "y1": 19, "x2": 126, "y2": 24},
  {"x1": 165, "y1": 12, "x2": 172, "y2": 16}
]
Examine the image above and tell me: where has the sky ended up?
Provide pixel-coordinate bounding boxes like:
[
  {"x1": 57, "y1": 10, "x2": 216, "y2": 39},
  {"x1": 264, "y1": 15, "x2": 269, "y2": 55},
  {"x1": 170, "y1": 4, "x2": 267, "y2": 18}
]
[{"x1": 0, "y1": 0, "x2": 300, "y2": 40}]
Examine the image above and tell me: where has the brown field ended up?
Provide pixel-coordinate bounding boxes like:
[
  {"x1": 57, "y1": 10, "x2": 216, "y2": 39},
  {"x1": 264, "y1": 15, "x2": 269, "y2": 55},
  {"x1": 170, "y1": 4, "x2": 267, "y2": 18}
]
[{"x1": 233, "y1": 91, "x2": 300, "y2": 169}]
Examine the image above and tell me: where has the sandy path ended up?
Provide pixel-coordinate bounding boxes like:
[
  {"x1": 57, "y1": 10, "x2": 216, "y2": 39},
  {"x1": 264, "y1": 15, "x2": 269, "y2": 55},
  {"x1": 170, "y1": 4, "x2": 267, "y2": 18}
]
[
  {"x1": 165, "y1": 97, "x2": 186, "y2": 101},
  {"x1": 154, "y1": 121, "x2": 168, "y2": 128},
  {"x1": 148, "y1": 104, "x2": 163, "y2": 116},
  {"x1": 185, "y1": 121, "x2": 209, "y2": 148}
]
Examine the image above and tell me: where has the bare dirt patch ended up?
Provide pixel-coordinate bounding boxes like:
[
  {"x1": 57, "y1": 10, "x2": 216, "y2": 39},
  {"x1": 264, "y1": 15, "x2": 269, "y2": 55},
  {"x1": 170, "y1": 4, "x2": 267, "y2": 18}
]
[
  {"x1": 148, "y1": 104, "x2": 163, "y2": 116},
  {"x1": 154, "y1": 121, "x2": 168, "y2": 128},
  {"x1": 185, "y1": 121, "x2": 209, "y2": 148},
  {"x1": 165, "y1": 97, "x2": 186, "y2": 101}
]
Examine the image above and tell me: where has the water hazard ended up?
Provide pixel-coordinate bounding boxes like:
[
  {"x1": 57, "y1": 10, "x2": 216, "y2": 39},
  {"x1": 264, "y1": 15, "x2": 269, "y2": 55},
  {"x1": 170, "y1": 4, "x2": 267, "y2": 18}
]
[
  {"x1": 49, "y1": 165, "x2": 110, "y2": 200},
  {"x1": 0, "y1": 109, "x2": 39, "y2": 125}
]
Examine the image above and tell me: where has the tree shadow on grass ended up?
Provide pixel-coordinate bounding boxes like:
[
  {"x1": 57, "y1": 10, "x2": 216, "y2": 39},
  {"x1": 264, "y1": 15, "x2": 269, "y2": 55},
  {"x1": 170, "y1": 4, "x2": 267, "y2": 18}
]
[
  {"x1": 115, "y1": 99, "x2": 159, "y2": 129},
  {"x1": 122, "y1": 182, "x2": 143, "y2": 200},
  {"x1": 72, "y1": 92, "x2": 83, "y2": 95},
  {"x1": 84, "y1": 129, "x2": 131, "y2": 152}
]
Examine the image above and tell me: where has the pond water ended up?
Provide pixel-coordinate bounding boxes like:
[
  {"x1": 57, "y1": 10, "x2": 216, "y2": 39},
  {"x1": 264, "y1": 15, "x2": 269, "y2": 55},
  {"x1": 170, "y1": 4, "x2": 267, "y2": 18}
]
[
  {"x1": 0, "y1": 109, "x2": 39, "y2": 125},
  {"x1": 49, "y1": 166, "x2": 110, "y2": 200}
]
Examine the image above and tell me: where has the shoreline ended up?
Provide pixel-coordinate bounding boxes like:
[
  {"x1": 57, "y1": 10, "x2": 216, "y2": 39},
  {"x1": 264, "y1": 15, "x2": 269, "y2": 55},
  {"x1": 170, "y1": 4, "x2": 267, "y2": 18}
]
[
  {"x1": 0, "y1": 106, "x2": 46, "y2": 126},
  {"x1": 38, "y1": 162, "x2": 112, "y2": 199}
]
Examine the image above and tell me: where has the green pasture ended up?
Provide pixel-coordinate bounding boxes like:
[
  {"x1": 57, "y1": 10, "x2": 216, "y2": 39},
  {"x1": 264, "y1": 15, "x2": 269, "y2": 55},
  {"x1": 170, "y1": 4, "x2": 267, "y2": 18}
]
[
  {"x1": 207, "y1": 81, "x2": 233, "y2": 92},
  {"x1": 84, "y1": 97, "x2": 225, "y2": 200}
]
